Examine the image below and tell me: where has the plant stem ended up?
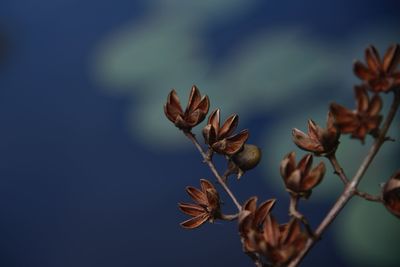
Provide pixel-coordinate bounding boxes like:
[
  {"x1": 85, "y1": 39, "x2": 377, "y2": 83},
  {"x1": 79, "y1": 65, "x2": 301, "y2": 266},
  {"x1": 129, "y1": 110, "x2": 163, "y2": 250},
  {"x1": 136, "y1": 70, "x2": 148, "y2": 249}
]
[
  {"x1": 327, "y1": 154, "x2": 349, "y2": 184},
  {"x1": 329, "y1": 155, "x2": 381, "y2": 202},
  {"x1": 354, "y1": 190, "x2": 382, "y2": 202},
  {"x1": 288, "y1": 89, "x2": 400, "y2": 267},
  {"x1": 289, "y1": 195, "x2": 315, "y2": 238},
  {"x1": 184, "y1": 131, "x2": 242, "y2": 211},
  {"x1": 220, "y1": 213, "x2": 239, "y2": 221}
]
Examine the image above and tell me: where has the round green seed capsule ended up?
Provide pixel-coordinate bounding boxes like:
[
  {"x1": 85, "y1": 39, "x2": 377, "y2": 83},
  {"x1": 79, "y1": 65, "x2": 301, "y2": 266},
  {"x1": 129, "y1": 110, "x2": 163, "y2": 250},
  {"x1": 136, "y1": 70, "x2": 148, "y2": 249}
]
[{"x1": 232, "y1": 144, "x2": 262, "y2": 171}]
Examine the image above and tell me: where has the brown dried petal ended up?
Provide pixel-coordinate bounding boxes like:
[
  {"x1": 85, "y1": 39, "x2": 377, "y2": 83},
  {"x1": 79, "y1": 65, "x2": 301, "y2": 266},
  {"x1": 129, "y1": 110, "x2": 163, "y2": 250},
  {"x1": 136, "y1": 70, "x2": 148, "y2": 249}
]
[
  {"x1": 174, "y1": 114, "x2": 191, "y2": 130},
  {"x1": 208, "y1": 109, "x2": 220, "y2": 135},
  {"x1": 167, "y1": 90, "x2": 183, "y2": 113},
  {"x1": 383, "y1": 44, "x2": 400, "y2": 73},
  {"x1": 186, "y1": 85, "x2": 201, "y2": 113},
  {"x1": 202, "y1": 124, "x2": 216, "y2": 145},
  {"x1": 243, "y1": 196, "x2": 258, "y2": 213},
  {"x1": 368, "y1": 94, "x2": 383, "y2": 116},
  {"x1": 185, "y1": 109, "x2": 202, "y2": 127},
  {"x1": 238, "y1": 210, "x2": 254, "y2": 234},
  {"x1": 292, "y1": 128, "x2": 321, "y2": 152},
  {"x1": 263, "y1": 215, "x2": 280, "y2": 247},
  {"x1": 323, "y1": 111, "x2": 340, "y2": 148},
  {"x1": 219, "y1": 114, "x2": 239, "y2": 139},
  {"x1": 326, "y1": 111, "x2": 336, "y2": 132},
  {"x1": 213, "y1": 129, "x2": 249, "y2": 155},
  {"x1": 205, "y1": 188, "x2": 220, "y2": 210},
  {"x1": 354, "y1": 61, "x2": 374, "y2": 81},
  {"x1": 198, "y1": 95, "x2": 210, "y2": 114},
  {"x1": 285, "y1": 169, "x2": 302, "y2": 192},
  {"x1": 302, "y1": 161, "x2": 325, "y2": 191},
  {"x1": 339, "y1": 121, "x2": 359, "y2": 133},
  {"x1": 200, "y1": 179, "x2": 214, "y2": 191},
  {"x1": 280, "y1": 152, "x2": 296, "y2": 179},
  {"x1": 355, "y1": 86, "x2": 369, "y2": 113},
  {"x1": 178, "y1": 203, "x2": 205, "y2": 216},
  {"x1": 281, "y1": 219, "x2": 301, "y2": 245},
  {"x1": 330, "y1": 103, "x2": 355, "y2": 124},
  {"x1": 297, "y1": 154, "x2": 313, "y2": 176},
  {"x1": 365, "y1": 45, "x2": 381, "y2": 72},
  {"x1": 307, "y1": 120, "x2": 320, "y2": 141},
  {"x1": 254, "y1": 199, "x2": 276, "y2": 227},
  {"x1": 180, "y1": 213, "x2": 209, "y2": 229},
  {"x1": 164, "y1": 90, "x2": 184, "y2": 123},
  {"x1": 224, "y1": 129, "x2": 249, "y2": 154},
  {"x1": 186, "y1": 186, "x2": 207, "y2": 205}
]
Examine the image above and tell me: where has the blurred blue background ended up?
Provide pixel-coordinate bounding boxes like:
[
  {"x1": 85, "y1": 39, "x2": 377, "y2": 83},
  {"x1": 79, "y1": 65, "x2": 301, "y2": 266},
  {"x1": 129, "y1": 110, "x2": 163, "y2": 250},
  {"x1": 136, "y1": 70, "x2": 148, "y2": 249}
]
[{"x1": 0, "y1": 0, "x2": 399, "y2": 266}]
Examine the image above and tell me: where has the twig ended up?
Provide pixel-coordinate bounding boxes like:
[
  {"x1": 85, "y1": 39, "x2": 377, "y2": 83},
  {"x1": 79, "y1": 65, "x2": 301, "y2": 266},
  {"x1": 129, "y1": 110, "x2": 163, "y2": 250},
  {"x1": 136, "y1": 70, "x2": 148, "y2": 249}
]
[
  {"x1": 220, "y1": 213, "x2": 239, "y2": 221},
  {"x1": 354, "y1": 190, "x2": 382, "y2": 202},
  {"x1": 288, "y1": 89, "x2": 400, "y2": 267},
  {"x1": 327, "y1": 154, "x2": 349, "y2": 185},
  {"x1": 184, "y1": 131, "x2": 242, "y2": 211},
  {"x1": 289, "y1": 195, "x2": 315, "y2": 238}
]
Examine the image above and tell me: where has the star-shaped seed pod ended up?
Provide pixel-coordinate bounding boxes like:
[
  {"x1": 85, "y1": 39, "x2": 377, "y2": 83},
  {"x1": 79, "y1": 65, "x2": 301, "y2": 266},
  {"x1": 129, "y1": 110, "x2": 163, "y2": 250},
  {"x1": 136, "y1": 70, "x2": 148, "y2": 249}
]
[
  {"x1": 178, "y1": 179, "x2": 221, "y2": 229},
  {"x1": 239, "y1": 197, "x2": 308, "y2": 266},
  {"x1": 292, "y1": 111, "x2": 340, "y2": 156},
  {"x1": 164, "y1": 85, "x2": 210, "y2": 131},
  {"x1": 238, "y1": 197, "x2": 277, "y2": 253},
  {"x1": 382, "y1": 171, "x2": 400, "y2": 219},
  {"x1": 202, "y1": 109, "x2": 249, "y2": 156},
  {"x1": 354, "y1": 44, "x2": 400, "y2": 93},
  {"x1": 280, "y1": 152, "x2": 325, "y2": 198},
  {"x1": 259, "y1": 217, "x2": 308, "y2": 266},
  {"x1": 330, "y1": 85, "x2": 382, "y2": 143}
]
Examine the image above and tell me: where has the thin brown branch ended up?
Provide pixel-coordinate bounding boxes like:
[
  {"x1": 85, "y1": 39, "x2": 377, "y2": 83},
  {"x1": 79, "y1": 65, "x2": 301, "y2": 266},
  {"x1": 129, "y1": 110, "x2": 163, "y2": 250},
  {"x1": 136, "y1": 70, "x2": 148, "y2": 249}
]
[
  {"x1": 288, "y1": 89, "x2": 400, "y2": 267},
  {"x1": 329, "y1": 155, "x2": 381, "y2": 202},
  {"x1": 184, "y1": 131, "x2": 242, "y2": 211},
  {"x1": 289, "y1": 195, "x2": 315, "y2": 238},
  {"x1": 219, "y1": 213, "x2": 239, "y2": 221},
  {"x1": 354, "y1": 190, "x2": 382, "y2": 202},
  {"x1": 327, "y1": 154, "x2": 349, "y2": 185}
]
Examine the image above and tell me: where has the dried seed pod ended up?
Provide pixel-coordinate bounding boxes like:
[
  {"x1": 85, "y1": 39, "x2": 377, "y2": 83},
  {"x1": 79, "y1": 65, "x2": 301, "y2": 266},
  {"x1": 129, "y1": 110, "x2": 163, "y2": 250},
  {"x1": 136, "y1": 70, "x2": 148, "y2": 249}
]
[
  {"x1": 354, "y1": 44, "x2": 400, "y2": 93},
  {"x1": 280, "y1": 152, "x2": 325, "y2": 197},
  {"x1": 330, "y1": 85, "x2": 382, "y2": 142},
  {"x1": 292, "y1": 111, "x2": 340, "y2": 156},
  {"x1": 382, "y1": 171, "x2": 400, "y2": 218},
  {"x1": 239, "y1": 198, "x2": 307, "y2": 266},
  {"x1": 164, "y1": 85, "x2": 210, "y2": 131},
  {"x1": 203, "y1": 109, "x2": 249, "y2": 156},
  {"x1": 178, "y1": 179, "x2": 221, "y2": 229}
]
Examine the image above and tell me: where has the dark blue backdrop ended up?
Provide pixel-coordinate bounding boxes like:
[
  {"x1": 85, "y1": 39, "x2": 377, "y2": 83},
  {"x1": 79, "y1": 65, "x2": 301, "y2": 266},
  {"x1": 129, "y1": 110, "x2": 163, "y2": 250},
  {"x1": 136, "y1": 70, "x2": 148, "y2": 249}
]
[{"x1": 0, "y1": 1, "x2": 399, "y2": 266}]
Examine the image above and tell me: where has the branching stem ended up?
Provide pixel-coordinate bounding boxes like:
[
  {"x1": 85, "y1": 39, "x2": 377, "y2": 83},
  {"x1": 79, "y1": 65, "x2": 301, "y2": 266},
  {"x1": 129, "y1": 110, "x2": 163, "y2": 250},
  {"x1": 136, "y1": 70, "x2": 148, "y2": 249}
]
[
  {"x1": 327, "y1": 154, "x2": 349, "y2": 184},
  {"x1": 184, "y1": 131, "x2": 242, "y2": 211},
  {"x1": 354, "y1": 190, "x2": 382, "y2": 202},
  {"x1": 289, "y1": 195, "x2": 315, "y2": 238},
  {"x1": 288, "y1": 89, "x2": 400, "y2": 267}
]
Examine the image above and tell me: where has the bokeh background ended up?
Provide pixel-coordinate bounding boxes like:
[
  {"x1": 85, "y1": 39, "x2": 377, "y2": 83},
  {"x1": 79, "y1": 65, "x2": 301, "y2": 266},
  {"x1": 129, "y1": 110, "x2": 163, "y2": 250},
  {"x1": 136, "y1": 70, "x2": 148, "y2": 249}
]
[{"x1": 0, "y1": 0, "x2": 400, "y2": 266}]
